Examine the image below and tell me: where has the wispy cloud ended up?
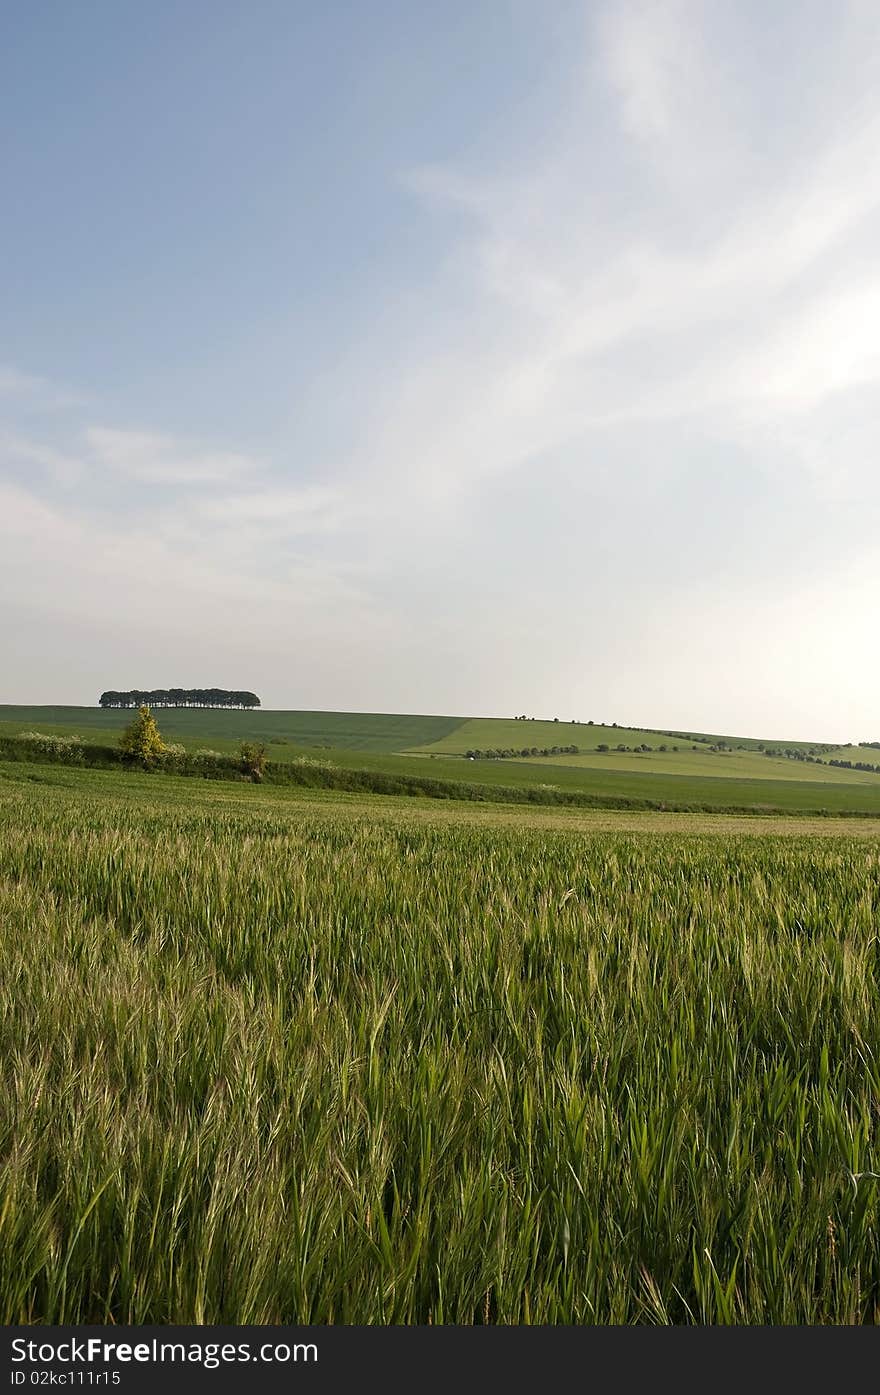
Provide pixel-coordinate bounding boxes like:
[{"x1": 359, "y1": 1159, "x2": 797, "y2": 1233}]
[
  {"x1": 0, "y1": 431, "x2": 85, "y2": 486},
  {"x1": 86, "y1": 427, "x2": 255, "y2": 484},
  {"x1": 385, "y1": 0, "x2": 880, "y2": 512},
  {"x1": 0, "y1": 363, "x2": 88, "y2": 410},
  {"x1": 199, "y1": 484, "x2": 342, "y2": 530}
]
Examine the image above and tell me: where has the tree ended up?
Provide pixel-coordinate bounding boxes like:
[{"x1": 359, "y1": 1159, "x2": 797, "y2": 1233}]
[{"x1": 118, "y1": 705, "x2": 166, "y2": 765}]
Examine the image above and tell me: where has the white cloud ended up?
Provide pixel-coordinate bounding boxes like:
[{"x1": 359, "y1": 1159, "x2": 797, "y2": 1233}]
[
  {"x1": 0, "y1": 432, "x2": 85, "y2": 486},
  {"x1": 86, "y1": 426, "x2": 255, "y2": 484},
  {"x1": 0, "y1": 364, "x2": 87, "y2": 410},
  {"x1": 598, "y1": 0, "x2": 711, "y2": 154},
  {"x1": 199, "y1": 484, "x2": 343, "y2": 530},
  {"x1": 0, "y1": 476, "x2": 377, "y2": 637},
  {"x1": 385, "y1": 1, "x2": 880, "y2": 516}
]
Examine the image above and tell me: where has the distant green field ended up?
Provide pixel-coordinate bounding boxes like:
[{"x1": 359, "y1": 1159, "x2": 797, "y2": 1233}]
[
  {"x1": 299, "y1": 747, "x2": 880, "y2": 815},
  {"x1": 821, "y1": 744, "x2": 880, "y2": 764},
  {"x1": 412, "y1": 718, "x2": 664, "y2": 754},
  {"x1": 410, "y1": 717, "x2": 838, "y2": 757},
  {"x1": 5, "y1": 761, "x2": 880, "y2": 837},
  {"x1": 0, "y1": 706, "x2": 464, "y2": 752},
  {"x1": 646, "y1": 727, "x2": 832, "y2": 754},
  {"x1": 3, "y1": 704, "x2": 879, "y2": 815},
  {"x1": 528, "y1": 748, "x2": 880, "y2": 785}
]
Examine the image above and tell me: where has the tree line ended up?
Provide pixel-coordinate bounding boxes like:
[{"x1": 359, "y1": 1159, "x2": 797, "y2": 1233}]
[
  {"x1": 467, "y1": 745, "x2": 580, "y2": 759},
  {"x1": 99, "y1": 689, "x2": 261, "y2": 710}
]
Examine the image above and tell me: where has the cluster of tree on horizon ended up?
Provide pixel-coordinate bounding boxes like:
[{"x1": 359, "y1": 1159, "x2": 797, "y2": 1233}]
[{"x1": 99, "y1": 689, "x2": 261, "y2": 710}]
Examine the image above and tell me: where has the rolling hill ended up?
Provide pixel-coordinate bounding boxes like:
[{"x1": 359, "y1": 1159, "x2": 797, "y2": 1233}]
[
  {"x1": 1, "y1": 704, "x2": 878, "y2": 815},
  {"x1": 0, "y1": 706, "x2": 462, "y2": 751}
]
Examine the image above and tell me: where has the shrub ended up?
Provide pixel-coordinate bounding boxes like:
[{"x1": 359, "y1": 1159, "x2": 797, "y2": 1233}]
[
  {"x1": 240, "y1": 741, "x2": 268, "y2": 782},
  {"x1": 17, "y1": 731, "x2": 85, "y2": 762}
]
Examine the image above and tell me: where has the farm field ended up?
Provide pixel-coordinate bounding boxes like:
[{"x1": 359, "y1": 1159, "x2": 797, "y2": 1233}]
[
  {"x1": 290, "y1": 748, "x2": 880, "y2": 814},
  {"x1": 407, "y1": 717, "x2": 836, "y2": 756},
  {"x1": 520, "y1": 748, "x2": 880, "y2": 784},
  {"x1": 0, "y1": 705, "x2": 463, "y2": 751},
  {"x1": 3, "y1": 707, "x2": 858, "y2": 762},
  {"x1": 2, "y1": 706, "x2": 879, "y2": 816},
  {"x1": 822, "y1": 745, "x2": 880, "y2": 764},
  {"x1": 1, "y1": 762, "x2": 880, "y2": 1324}
]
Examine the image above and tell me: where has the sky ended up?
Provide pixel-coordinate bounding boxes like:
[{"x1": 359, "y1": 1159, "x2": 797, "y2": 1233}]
[{"x1": 2, "y1": 0, "x2": 879, "y2": 741}]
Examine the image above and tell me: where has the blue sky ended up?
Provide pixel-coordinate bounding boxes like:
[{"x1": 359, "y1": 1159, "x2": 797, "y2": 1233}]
[{"x1": 3, "y1": 0, "x2": 880, "y2": 738}]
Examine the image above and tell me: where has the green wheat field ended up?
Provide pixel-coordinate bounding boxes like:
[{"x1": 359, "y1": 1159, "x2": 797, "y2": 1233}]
[{"x1": 2, "y1": 758, "x2": 880, "y2": 1324}]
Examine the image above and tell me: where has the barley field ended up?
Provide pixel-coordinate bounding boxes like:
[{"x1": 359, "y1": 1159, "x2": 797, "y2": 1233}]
[{"x1": 1, "y1": 763, "x2": 879, "y2": 1323}]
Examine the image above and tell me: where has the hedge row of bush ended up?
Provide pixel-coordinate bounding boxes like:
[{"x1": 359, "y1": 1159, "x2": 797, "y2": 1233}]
[
  {"x1": 0, "y1": 735, "x2": 242, "y2": 780},
  {"x1": 465, "y1": 745, "x2": 580, "y2": 759}
]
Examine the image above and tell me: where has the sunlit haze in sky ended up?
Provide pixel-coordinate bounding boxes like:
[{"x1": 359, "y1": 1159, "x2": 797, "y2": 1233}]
[{"x1": 3, "y1": 1, "x2": 879, "y2": 740}]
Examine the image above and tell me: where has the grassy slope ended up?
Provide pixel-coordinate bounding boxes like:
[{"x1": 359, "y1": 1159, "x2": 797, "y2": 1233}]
[
  {"x1": 0, "y1": 706, "x2": 464, "y2": 751},
  {"x1": 309, "y1": 748, "x2": 880, "y2": 813},
  {"x1": 4, "y1": 708, "x2": 844, "y2": 757},
  {"x1": 5, "y1": 760, "x2": 880, "y2": 837},
  {"x1": 411, "y1": 717, "x2": 834, "y2": 755},
  {"x1": 6, "y1": 742, "x2": 880, "y2": 814},
  {"x1": 821, "y1": 744, "x2": 880, "y2": 763},
  {"x1": 529, "y1": 749, "x2": 880, "y2": 784},
  {"x1": 412, "y1": 718, "x2": 676, "y2": 753},
  {"x1": 3, "y1": 706, "x2": 877, "y2": 813}
]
